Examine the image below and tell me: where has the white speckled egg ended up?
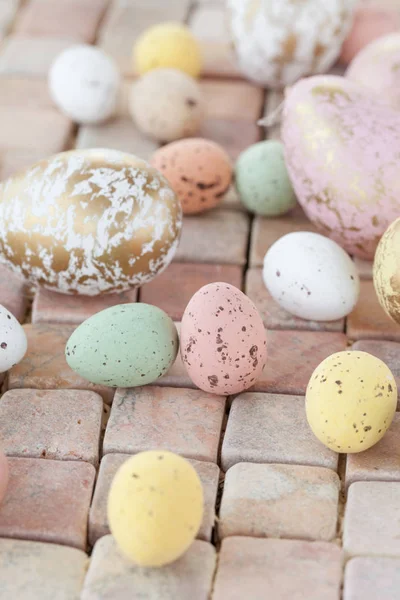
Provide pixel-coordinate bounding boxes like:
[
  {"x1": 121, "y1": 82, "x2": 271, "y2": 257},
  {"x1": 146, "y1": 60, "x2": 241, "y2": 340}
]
[
  {"x1": 0, "y1": 305, "x2": 27, "y2": 372},
  {"x1": 226, "y1": 0, "x2": 356, "y2": 88},
  {"x1": 49, "y1": 45, "x2": 120, "y2": 124},
  {"x1": 263, "y1": 232, "x2": 360, "y2": 321}
]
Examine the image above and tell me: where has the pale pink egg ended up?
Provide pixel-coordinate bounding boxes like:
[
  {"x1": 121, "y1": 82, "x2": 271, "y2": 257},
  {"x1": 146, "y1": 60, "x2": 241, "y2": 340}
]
[
  {"x1": 180, "y1": 282, "x2": 267, "y2": 395},
  {"x1": 0, "y1": 449, "x2": 9, "y2": 504}
]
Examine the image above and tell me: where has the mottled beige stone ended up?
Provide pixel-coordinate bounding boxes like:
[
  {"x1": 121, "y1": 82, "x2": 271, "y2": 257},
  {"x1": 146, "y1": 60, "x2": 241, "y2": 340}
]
[
  {"x1": 347, "y1": 280, "x2": 400, "y2": 341},
  {"x1": 0, "y1": 37, "x2": 76, "y2": 77},
  {"x1": 344, "y1": 557, "x2": 400, "y2": 600}
]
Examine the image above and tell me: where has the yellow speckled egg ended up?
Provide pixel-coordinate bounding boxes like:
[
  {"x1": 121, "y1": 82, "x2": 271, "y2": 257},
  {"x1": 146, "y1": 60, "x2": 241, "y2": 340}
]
[
  {"x1": 373, "y1": 217, "x2": 400, "y2": 325},
  {"x1": 107, "y1": 450, "x2": 203, "y2": 567},
  {"x1": 306, "y1": 351, "x2": 397, "y2": 453},
  {"x1": 133, "y1": 22, "x2": 202, "y2": 78}
]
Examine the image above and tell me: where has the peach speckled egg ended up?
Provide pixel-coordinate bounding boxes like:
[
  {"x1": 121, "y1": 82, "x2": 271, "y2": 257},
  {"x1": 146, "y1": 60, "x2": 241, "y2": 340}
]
[
  {"x1": 282, "y1": 74, "x2": 400, "y2": 260},
  {"x1": 346, "y1": 33, "x2": 400, "y2": 110},
  {"x1": 0, "y1": 449, "x2": 8, "y2": 504},
  {"x1": 151, "y1": 139, "x2": 232, "y2": 214},
  {"x1": 339, "y1": 4, "x2": 400, "y2": 65},
  {"x1": 180, "y1": 282, "x2": 267, "y2": 395}
]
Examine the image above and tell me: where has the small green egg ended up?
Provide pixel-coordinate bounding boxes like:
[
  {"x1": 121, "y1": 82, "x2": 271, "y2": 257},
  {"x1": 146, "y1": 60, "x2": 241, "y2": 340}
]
[
  {"x1": 235, "y1": 140, "x2": 297, "y2": 216},
  {"x1": 65, "y1": 303, "x2": 178, "y2": 387}
]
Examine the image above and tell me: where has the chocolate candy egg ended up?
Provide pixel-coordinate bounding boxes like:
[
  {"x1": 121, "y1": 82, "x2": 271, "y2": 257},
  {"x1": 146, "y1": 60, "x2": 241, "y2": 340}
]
[
  {"x1": 151, "y1": 139, "x2": 232, "y2": 214},
  {"x1": 108, "y1": 451, "x2": 203, "y2": 567},
  {"x1": 181, "y1": 282, "x2": 267, "y2": 395},
  {"x1": 130, "y1": 69, "x2": 203, "y2": 143},
  {"x1": 282, "y1": 75, "x2": 400, "y2": 260},
  {"x1": 373, "y1": 217, "x2": 400, "y2": 324},
  {"x1": 0, "y1": 149, "x2": 182, "y2": 295},
  {"x1": 0, "y1": 304, "x2": 27, "y2": 372},
  {"x1": 226, "y1": 0, "x2": 355, "y2": 88},
  {"x1": 347, "y1": 33, "x2": 400, "y2": 110},
  {"x1": 306, "y1": 351, "x2": 397, "y2": 453}
]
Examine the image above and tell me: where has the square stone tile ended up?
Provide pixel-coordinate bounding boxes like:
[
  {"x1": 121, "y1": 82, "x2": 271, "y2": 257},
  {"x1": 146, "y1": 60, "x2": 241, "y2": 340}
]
[
  {"x1": 103, "y1": 386, "x2": 226, "y2": 463},
  {"x1": 347, "y1": 280, "x2": 400, "y2": 341},
  {"x1": 89, "y1": 453, "x2": 219, "y2": 546},
  {"x1": 354, "y1": 257, "x2": 373, "y2": 280},
  {"x1": 8, "y1": 324, "x2": 115, "y2": 404},
  {"x1": 76, "y1": 117, "x2": 158, "y2": 161},
  {"x1": 174, "y1": 210, "x2": 249, "y2": 265},
  {"x1": 220, "y1": 184, "x2": 245, "y2": 212},
  {"x1": 156, "y1": 322, "x2": 196, "y2": 389},
  {"x1": 0, "y1": 36, "x2": 75, "y2": 77},
  {"x1": 140, "y1": 263, "x2": 243, "y2": 321},
  {"x1": 344, "y1": 481, "x2": 400, "y2": 558},
  {"x1": 0, "y1": 78, "x2": 53, "y2": 110},
  {"x1": 0, "y1": 0, "x2": 19, "y2": 39},
  {"x1": 82, "y1": 536, "x2": 216, "y2": 600},
  {"x1": 0, "y1": 149, "x2": 47, "y2": 181},
  {"x1": 245, "y1": 268, "x2": 344, "y2": 332},
  {"x1": 262, "y1": 90, "x2": 284, "y2": 141},
  {"x1": 198, "y1": 41, "x2": 242, "y2": 78},
  {"x1": 189, "y1": 4, "x2": 230, "y2": 43},
  {"x1": 0, "y1": 264, "x2": 29, "y2": 322},
  {"x1": 213, "y1": 537, "x2": 343, "y2": 600},
  {"x1": 219, "y1": 463, "x2": 340, "y2": 541},
  {"x1": 253, "y1": 330, "x2": 348, "y2": 395},
  {"x1": 199, "y1": 119, "x2": 260, "y2": 161},
  {"x1": 221, "y1": 392, "x2": 338, "y2": 472},
  {"x1": 32, "y1": 287, "x2": 138, "y2": 325},
  {"x1": 352, "y1": 340, "x2": 400, "y2": 400},
  {"x1": 14, "y1": 0, "x2": 108, "y2": 43},
  {"x1": 344, "y1": 557, "x2": 400, "y2": 600},
  {"x1": 0, "y1": 538, "x2": 87, "y2": 600},
  {"x1": 0, "y1": 457, "x2": 95, "y2": 550},
  {"x1": 199, "y1": 80, "x2": 264, "y2": 122},
  {"x1": 0, "y1": 389, "x2": 103, "y2": 466}
]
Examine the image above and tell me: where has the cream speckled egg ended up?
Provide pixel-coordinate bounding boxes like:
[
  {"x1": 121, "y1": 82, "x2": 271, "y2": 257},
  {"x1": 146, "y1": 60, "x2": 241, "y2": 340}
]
[
  {"x1": 226, "y1": 0, "x2": 356, "y2": 88},
  {"x1": 0, "y1": 304, "x2": 27, "y2": 372},
  {"x1": 306, "y1": 351, "x2": 397, "y2": 453},
  {"x1": 373, "y1": 217, "x2": 400, "y2": 324},
  {"x1": 108, "y1": 451, "x2": 203, "y2": 567},
  {"x1": 130, "y1": 68, "x2": 203, "y2": 142}
]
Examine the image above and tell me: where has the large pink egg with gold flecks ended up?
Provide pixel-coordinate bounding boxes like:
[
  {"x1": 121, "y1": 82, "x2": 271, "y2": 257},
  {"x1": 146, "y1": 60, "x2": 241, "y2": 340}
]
[{"x1": 282, "y1": 74, "x2": 400, "y2": 260}]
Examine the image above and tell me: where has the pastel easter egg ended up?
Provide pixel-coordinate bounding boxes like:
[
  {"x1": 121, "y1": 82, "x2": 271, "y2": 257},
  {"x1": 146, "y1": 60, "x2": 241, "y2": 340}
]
[
  {"x1": 180, "y1": 282, "x2": 267, "y2": 395},
  {"x1": 0, "y1": 449, "x2": 8, "y2": 504},
  {"x1": 65, "y1": 303, "x2": 179, "y2": 387},
  {"x1": 263, "y1": 232, "x2": 359, "y2": 321},
  {"x1": 49, "y1": 45, "x2": 120, "y2": 124},
  {"x1": 151, "y1": 139, "x2": 232, "y2": 214},
  {"x1": 306, "y1": 351, "x2": 397, "y2": 453},
  {"x1": 373, "y1": 217, "x2": 400, "y2": 324},
  {"x1": 282, "y1": 74, "x2": 400, "y2": 260},
  {"x1": 235, "y1": 140, "x2": 297, "y2": 216},
  {"x1": 346, "y1": 33, "x2": 400, "y2": 110},
  {"x1": 226, "y1": 0, "x2": 355, "y2": 88},
  {"x1": 130, "y1": 69, "x2": 203, "y2": 143},
  {"x1": 0, "y1": 304, "x2": 27, "y2": 372},
  {"x1": 0, "y1": 149, "x2": 181, "y2": 295},
  {"x1": 133, "y1": 22, "x2": 202, "y2": 78},
  {"x1": 340, "y1": 4, "x2": 400, "y2": 65},
  {"x1": 108, "y1": 451, "x2": 203, "y2": 566}
]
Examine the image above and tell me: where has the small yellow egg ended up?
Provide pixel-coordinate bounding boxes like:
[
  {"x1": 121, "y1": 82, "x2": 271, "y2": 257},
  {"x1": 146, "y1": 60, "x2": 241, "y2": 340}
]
[
  {"x1": 306, "y1": 351, "x2": 397, "y2": 453},
  {"x1": 133, "y1": 22, "x2": 202, "y2": 78},
  {"x1": 107, "y1": 450, "x2": 203, "y2": 567}
]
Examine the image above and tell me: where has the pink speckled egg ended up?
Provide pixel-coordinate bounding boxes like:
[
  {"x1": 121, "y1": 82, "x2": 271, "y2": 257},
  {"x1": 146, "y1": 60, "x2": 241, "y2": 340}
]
[
  {"x1": 180, "y1": 282, "x2": 267, "y2": 395},
  {"x1": 339, "y1": 4, "x2": 400, "y2": 65},
  {"x1": 0, "y1": 449, "x2": 8, "y2": 504},
  {"x1": 282, "y1": 74, "x2": 400, "y2": 260},
  {"x1": 151, "y1": 139, "x2": 232, "y2": 215},
  {"x1": 346, "y1": 33, "x2": 400, "y2": 110}
]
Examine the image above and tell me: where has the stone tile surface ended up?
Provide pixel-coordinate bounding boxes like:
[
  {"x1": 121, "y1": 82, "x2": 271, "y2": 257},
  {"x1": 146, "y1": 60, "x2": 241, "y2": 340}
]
[
  {"x1": 354, "y1": 257, "x2": 373, "y2": 280},
  {"x1": 347, "y1": 280, "x2": 400, "y2": 341},
  {"x1": 140, "y1": 263, "x2": 243, "y2": 321},
  {"x1": 0, "y1": 0, "x2": 19, "y2": 39},
  {"x1": 89, "y1": 453, "x2": 219, "y2": 545},
  {"x1": 199, "y1": 79, "x2": 264, "y2": 122},
  {"x1": 344, "y1": 557, "x2": 400, "y2": 600},
  {"x1": 221, "y1": 393, "x2": 338, "y2": 472},
  {"x1": 0, "y1": 78, "x2": 53, "y2": 109},
  {"x1": 0, "y1": 538, "x2": 87, "y2": 600},
  {"x1": 253, "y1": 330, "x2": 348, "y2": 395},
  {"x1": 352, "y1": 340, "x2": 400, "y2": 398},
  {"x1": 344, "y1": 481, "x2": 400, "y2": 558},
  {"x1": 156, "y1": 323, "x2": 196, "y2": 389},
  {"x1": 32, "y1": 287, "x2": 138, "y2": 325},
  {"x1": 199, "y1": 119, "x2": 260, "y2": 161},
  {"x1": 82, "y1": 536, "x2": 216, "y2": 600},
  {"x1": 0, "y1": 36, "x2": 75, "y2": 77},
  {"x1": 0, "y1": 389, "x2": 103, "y2": 465},
  {"x1": 8, "y1": 324, "x2": 115, "y2": 404},
  {"x1": 0, "y1": 264, "x2": 29, "y2": 322},
  {"x1": 174, "y1": 210, "x2": 249, "y2": 265},
  {"x1": 213, "y1": 537, "x2": 343, "y2": 600},
  {"x1": 103, "y1": 386, "x2": 226, "y2": 463},
  {"x1": 0, "y1": 149, "x2": 47, "y2": 180},
  {"x1": 219, "y1": 463, "x2": 340, "y2": 541},
  {"x1": 262, "y1": 90, "x2": 284, "y2": 141},
  {"x1": 0, "y1": 457, "x2": 95, "y2": 550}
]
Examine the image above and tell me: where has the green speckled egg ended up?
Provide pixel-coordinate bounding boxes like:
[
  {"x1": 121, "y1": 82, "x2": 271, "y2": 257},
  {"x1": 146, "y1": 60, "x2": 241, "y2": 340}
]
[
  {"x1": 65, "y1": 303, "x2": 178, "y2": 387},
  {"x1": 235, "y1": 140, "x2": 297, "y2": 216}
]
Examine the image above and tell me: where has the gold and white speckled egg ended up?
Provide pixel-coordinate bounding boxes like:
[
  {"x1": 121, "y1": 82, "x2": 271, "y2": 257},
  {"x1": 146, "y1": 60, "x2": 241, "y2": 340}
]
[
  {"x1": 0, "y1": 149, "x2": 182, "y2": 296},
  {"x1": 373, "y1": 217, "x2": 400, "y2": 324},
  {"x1": 306, "y1": 351, "x2": 397, "y2": 453},
  {"x1": 226, "y1": 0, "x2": 356, "y2": 88}
]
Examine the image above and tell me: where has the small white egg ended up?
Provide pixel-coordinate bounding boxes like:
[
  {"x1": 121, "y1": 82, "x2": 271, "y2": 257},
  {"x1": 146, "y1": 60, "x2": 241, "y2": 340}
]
[
  {"x1": 49, "y1": 45, "x2": 120, "y2": 124},
  {"x1": 263, "y1": 232, "x2": 360, "y2": 321},
  {"x1": 0, "y1": 305, "x2": 27, "y2": 372}
]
